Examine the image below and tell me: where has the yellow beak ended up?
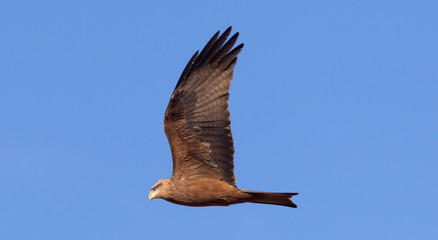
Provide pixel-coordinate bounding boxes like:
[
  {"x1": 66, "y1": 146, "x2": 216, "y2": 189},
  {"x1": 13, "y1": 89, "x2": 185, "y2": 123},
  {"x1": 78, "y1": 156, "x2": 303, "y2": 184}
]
[{"x1": 148, "y1": 193, "x2": 153, "y2": 201}]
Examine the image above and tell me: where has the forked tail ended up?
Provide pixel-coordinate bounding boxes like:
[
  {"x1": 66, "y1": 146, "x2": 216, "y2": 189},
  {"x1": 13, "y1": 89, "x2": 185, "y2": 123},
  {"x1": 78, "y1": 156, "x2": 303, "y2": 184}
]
[{"x1": 243, "y1": 190, "x2": 299, "y2": 208}]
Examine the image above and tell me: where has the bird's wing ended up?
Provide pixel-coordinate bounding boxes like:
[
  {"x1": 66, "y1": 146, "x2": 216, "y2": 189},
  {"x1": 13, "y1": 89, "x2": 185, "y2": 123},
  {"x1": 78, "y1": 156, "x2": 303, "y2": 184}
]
[{"x1": 164, "y1": 27, "x2": 243, "y2": 186}]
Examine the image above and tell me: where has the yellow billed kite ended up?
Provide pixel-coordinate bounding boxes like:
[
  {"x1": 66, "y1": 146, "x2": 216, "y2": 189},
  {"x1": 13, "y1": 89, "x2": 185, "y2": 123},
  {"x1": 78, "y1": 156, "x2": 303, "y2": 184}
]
[{"x1": 149, "y1": 27, "x2": 298, "y2": 208}]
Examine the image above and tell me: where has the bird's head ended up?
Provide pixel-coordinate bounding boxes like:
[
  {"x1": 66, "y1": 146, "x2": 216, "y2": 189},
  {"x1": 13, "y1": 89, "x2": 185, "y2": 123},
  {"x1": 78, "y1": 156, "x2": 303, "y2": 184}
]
[{"x1": 148, "y1": 179, "x2": 170, "y2": 201}]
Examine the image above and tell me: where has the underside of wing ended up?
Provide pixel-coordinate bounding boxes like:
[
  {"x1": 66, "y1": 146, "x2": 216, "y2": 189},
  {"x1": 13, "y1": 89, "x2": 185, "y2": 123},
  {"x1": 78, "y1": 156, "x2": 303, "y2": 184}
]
[{"x1": 164, "y1": 27, "x2": 243, "y2": 186}]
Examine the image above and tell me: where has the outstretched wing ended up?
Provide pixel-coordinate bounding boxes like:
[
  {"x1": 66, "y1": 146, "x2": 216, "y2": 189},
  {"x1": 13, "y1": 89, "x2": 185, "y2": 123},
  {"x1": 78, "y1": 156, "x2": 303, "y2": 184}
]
[{"x1": 164, "y1": 27, "x2": 243, "y2": 186}]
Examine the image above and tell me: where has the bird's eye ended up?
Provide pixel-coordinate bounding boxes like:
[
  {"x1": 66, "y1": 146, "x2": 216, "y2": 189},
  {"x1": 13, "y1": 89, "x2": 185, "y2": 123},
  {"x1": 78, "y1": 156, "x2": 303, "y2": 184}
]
[{"x1": 151, "y1": 183, "x2": 163, "y2": 191}]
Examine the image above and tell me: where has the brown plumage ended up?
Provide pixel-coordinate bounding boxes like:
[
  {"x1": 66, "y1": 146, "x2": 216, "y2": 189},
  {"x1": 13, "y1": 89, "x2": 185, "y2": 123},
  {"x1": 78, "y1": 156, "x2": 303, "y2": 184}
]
[{"x1": 149, "y1": 27, "x2": 298, "y2": 208}]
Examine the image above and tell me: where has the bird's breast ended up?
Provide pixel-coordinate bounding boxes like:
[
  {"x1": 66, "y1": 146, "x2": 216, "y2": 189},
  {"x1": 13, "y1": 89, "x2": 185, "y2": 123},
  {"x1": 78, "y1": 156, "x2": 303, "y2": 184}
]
[{"x1": 164, "y1": 178, "x2": 248, "y2": 207}]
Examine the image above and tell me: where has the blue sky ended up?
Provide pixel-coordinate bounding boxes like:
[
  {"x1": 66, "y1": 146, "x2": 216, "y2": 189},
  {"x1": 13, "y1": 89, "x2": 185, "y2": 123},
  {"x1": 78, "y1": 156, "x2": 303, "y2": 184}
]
[{"x1": 1, "y1": 1, "x2": 437, "y2": 239}]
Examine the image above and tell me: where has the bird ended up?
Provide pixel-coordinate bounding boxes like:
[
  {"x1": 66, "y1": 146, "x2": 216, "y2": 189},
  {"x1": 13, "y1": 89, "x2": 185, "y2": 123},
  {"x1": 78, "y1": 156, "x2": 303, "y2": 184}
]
[{"x1": 148, "y1": 27, "x2": 298, "y2": 208}]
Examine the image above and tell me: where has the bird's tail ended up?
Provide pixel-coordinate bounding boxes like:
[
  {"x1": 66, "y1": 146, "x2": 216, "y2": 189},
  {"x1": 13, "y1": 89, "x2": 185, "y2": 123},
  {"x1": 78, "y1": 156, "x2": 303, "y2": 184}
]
[{"x1": 243, "y1": 190, "x2": 299, "y2": 208}]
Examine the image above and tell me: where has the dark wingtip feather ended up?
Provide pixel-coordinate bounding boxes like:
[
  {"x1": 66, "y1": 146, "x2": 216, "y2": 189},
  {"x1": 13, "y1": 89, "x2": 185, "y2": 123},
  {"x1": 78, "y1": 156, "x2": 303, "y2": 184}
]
[
  {"x1": 174, "y1": 27, "x2": 243, "y2": 96},
  {"x1": 211, "y1": 32, "x2": 240, "y2": 62},
  {"x1": 199, "y1": 27, "x2": 233, "y2": 65},
  {"x1": 222, "y1": 26, "x2": 232, "y2": 37},
  {"x1": 195, "y1": 31, "x2": 220, "y2": 65},
  {"x1": 220, "y1": 43, "x2": 244, "y2": 69},
  {"x1": 228, "y1": 43, "x2": 244, "y2": 57}
]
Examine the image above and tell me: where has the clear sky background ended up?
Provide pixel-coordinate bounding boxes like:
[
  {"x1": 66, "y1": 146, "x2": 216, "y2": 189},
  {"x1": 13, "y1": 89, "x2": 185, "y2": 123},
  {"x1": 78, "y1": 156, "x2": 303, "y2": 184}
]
[{"x1": 1, "y1": 1, "x2": 437, "y2": 239}]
